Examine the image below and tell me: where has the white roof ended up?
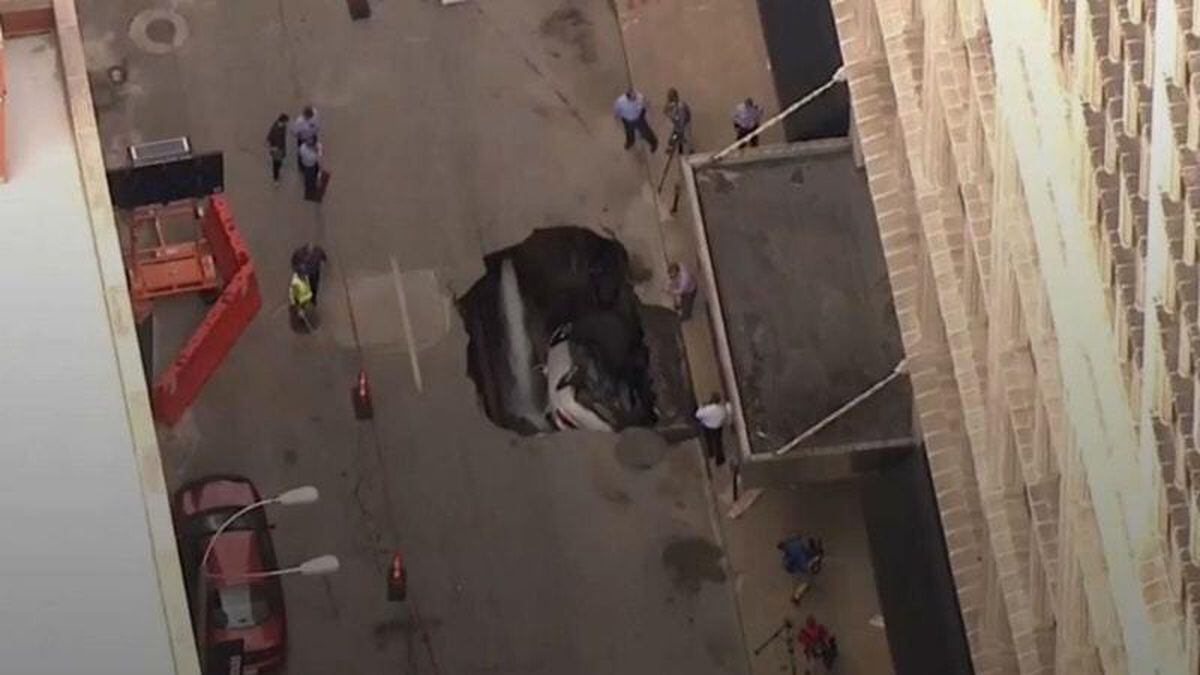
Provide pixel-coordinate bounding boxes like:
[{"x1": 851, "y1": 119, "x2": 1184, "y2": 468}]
[{"x1": 0, "y1": 33, "x2": 191, "y2": 674}]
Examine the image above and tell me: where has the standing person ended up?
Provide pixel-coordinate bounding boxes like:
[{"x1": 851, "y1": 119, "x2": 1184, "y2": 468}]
[
  {"x1": 663, "y1": 87, "x2": 693, "y2": 155},
  {"x1": 666, "y1": 262, "x2": 698, "y2": 320},
  {"x1": 298, "y1": 138, "x2": 323, "y2": 202},
  {"x1": 290, "y1": 243, "x2": 328, "y2": 305},
  {"x1": 695, "y1": 393, "x2": 732, "y2": 466},
  {"x1": 614, "y1": 87, "x2": 658, "y2": 153},
  {"x1": 797, "y1": 616, "x2": 832, "y2": 665},
  {"x1": 821, "y1": 634, "x2": 839, "y2": 670},
  {"x1": 778, "y1": 533, "x2": 824, "y2": 603},
  {"x1": 778, "y1": 534, "x2": 822, "y2": 576},
  {"x1": 266, "y1": 113, "x2": 289, "y2": 182},
  {"x1": 289, "y1": 272, "x2": 315, "y2": 332},
  {"x1": 733, "y1": 97, "x2": 764, "y2": 147},
  {"x1": 291, "y1": 105, "x2": 320, "y2": 169}
]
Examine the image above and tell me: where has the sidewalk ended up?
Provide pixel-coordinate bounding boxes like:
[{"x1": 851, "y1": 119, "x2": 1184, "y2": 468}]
[{"x1": 614, "y1": 1, "x2": 896, "y2": 673}]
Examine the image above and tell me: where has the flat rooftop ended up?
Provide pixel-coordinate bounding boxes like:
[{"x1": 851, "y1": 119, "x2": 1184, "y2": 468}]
[
  {"x1": 0, "y1": 30, "x2": 191, "y2": 674},
  {"x1": 693, "y1": 141, "x2": 911, "y2": 457}
]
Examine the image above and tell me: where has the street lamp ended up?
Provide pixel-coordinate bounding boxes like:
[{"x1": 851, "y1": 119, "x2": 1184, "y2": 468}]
[
  {"x1": 192, "y1": 485, "x2": 329, "y2": 675},
  {"x1": 199, "y1": 485, "x2": 320, "y2": 573},
  {"x1": 212, "y1": 554, "x2": 341, "y2": 582}
]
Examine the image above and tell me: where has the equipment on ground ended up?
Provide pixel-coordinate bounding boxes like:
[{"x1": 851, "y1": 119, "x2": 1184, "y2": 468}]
[
  {"x1": 753, "y1": 618, "x2": 797, "y2": 674},
  {"x1": 107, "y1": 143, "x2": 261, "y2": 425},
  {"x1": 125, "y1": 200, "x2": 220, "y2": 323}
]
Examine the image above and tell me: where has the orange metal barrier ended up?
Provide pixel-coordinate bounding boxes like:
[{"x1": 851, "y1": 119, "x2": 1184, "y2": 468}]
[
  {"x1": 201, "y1": 193, "x2": 248, "y2": 280},
  {"x1": 151, "y1": 195, "x2": 260, "y2": 425},
  {"x1": 0, "y1": 4, "x2": 56, "y2": 184},
  {"x1": 1, "y1": 28, "x2": 7, "y2": 184}
]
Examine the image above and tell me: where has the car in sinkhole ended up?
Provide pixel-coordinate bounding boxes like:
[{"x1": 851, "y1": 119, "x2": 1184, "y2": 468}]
[{"x1": 544, "y1": 318, "x2": 656, "y2": 432}]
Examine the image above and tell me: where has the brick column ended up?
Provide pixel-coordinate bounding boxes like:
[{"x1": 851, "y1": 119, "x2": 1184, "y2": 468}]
[{"x1": 830, "y1": 0, "x2": 1015, "y2": 671}]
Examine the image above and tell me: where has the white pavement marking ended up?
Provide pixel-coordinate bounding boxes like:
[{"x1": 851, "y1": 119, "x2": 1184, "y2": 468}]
[{"x1": 391, "y1": 256, "x2": 424, "y2": 392}]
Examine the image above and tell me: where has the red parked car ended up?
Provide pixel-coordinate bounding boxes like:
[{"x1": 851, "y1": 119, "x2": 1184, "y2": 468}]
[{"x1": 174, "y1": 475, "x2": 287, "y2": 673}]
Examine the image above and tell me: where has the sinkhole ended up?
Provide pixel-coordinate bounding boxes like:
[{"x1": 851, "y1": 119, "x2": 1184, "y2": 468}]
[{"x1": 459, "y1": 226, "x2": 659, "y2": 435}]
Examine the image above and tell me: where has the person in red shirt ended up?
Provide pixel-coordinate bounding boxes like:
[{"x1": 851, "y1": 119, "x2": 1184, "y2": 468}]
[{"x1": 797, "y1": 615, "x2": 834, "y2": 665}]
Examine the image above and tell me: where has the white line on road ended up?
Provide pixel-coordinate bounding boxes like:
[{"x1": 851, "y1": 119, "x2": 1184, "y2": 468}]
[{"x1": 391, "y1": 256, "x2": 424, "y2": 392}]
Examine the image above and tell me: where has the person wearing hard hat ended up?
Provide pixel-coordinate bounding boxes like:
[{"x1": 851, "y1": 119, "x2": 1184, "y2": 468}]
[
  {"x1": 291, "y1": 243, "x2": 328, "y2": 305},
  {"x1": 289, "y1": 272, "x2": 314, "y2": 332}
]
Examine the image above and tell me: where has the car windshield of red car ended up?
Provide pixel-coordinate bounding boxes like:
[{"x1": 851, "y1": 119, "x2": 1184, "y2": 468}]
[{"x1": 210, "y1": 584, "x2": 272, "y2": 629}]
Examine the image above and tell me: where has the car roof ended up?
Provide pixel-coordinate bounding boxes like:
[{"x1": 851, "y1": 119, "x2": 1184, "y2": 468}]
[
  {"x1": 175, "y1": 475, "x2": 262, "y2": 517},
  {"x1": 207, "y1": 530, "x2": 268, "y2": 587}
]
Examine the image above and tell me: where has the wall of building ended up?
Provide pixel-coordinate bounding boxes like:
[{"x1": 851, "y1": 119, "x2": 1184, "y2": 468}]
[
  {"x1": 51, "y1": 0, "x2": 200, "y2": 671},
  {"x1": 755, "y1": 0, "x2": 852, "y2": 140},
  {"x1": 827, "y1": 0, "x2": 1200, "y2": 672}
]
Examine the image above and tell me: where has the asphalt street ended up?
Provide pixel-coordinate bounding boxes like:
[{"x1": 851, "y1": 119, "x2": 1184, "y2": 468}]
[{"x1": 75, "y1": 0, "x2": 748, "y2": 673}]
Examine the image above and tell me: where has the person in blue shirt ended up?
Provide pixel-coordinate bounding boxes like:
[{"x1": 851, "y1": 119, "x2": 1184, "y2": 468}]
[
  {"x1": 614, "y1": 88, "x2": 658, "y2": 153},
  {"x1": 778, "y1": 534, "x2": 824, "y2": 575}
]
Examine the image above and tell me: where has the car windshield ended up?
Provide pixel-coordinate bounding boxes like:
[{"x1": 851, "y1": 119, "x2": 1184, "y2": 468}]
[
  {"x1": 209, "y1": 584, "x2": 273, "y2": 630},
  {"x1": 189, "y1": 507, "x2": 268, "y2": 538}
]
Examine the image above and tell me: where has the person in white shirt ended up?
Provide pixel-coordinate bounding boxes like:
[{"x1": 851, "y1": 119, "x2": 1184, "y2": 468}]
[
  {"x1": 732, "y1": 98, "x2": 764, "y2": 147},
  {"x1": 614, "y1": 88, "x2": 659, "y2": 153},
  {"x1": 695, "y1": 394, "x2": 732, "y2": 466},
  {"x1": 291, "y1": 105, "x2": 320, "y2": 169},
  {"x1": 298, "y1": 138, "x2": 323, "y2": 202},
  {"x1": 667, "y1": 262, "x2": 698, "y2": 320}
]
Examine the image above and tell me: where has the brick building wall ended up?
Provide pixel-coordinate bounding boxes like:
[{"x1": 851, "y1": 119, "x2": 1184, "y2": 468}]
[{"x1": 830, "y1": 0, "x2": 1200, "y2": 672}]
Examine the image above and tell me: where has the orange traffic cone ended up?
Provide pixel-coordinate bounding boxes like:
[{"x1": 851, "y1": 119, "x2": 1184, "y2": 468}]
[
  {"x1": 387, "y1": 551, "x2": 407, "y2": 602},
  {"x1": 352, "y1": 368, "x2": 374, "y2": 420}
]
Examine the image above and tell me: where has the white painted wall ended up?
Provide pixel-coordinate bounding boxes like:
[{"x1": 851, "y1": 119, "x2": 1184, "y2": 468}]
[{"x1": 0, "y1": 35, "x2": 181, "y2": 674}]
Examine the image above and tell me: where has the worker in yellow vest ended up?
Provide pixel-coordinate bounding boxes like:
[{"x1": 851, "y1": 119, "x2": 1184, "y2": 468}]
[{"x1": 289, "y1": 272, "x2": 314, "y2": 332}]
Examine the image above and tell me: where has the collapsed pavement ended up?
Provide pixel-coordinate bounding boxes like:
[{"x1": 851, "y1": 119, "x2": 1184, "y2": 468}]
[{"x1": 459, "y1": 226, "x2": 663, "y2": 435}]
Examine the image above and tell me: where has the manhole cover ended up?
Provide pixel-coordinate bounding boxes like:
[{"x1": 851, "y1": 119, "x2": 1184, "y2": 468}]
[
  {"x1": 129, "y1": 9, "x2": 189, "y2": 55},
  {"x1": 146, "y1": 19, "x2": 176, "y2": 45}
]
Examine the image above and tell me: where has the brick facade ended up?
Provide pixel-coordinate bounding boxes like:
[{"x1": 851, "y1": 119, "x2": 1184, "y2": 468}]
[{"x1": 832, "y1": 0, "x2": 1198, "y2": 671}]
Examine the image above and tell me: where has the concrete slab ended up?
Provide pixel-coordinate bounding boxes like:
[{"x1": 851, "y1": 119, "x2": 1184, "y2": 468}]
[{"x1": 692, "y1": 143, "x2": 911, "y2": 457}]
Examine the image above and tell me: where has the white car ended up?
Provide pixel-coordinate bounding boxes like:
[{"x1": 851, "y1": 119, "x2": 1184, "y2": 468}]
[{"x1": 545, "y1": 331, "x2": 614, "y2": 432}]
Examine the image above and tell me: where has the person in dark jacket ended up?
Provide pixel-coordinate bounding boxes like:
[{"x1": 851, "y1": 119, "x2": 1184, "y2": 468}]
[
  {"x1": 266, "y1": 114, "x2": 289, "y2": 182},
  {"x1": 663, "y1": 88, "x2": 693, "y2": 155}
]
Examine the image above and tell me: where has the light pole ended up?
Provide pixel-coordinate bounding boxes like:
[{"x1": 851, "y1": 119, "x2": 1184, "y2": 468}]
[
  {"x1": 193, "y1": 485, "x2": 323, "y2": 675},
  {"x1": 199, "y1": 485, "x2": 319, "y2": 573},
  {"x1": 210, "y1": 554, "x2": 341, "y2": 582}
]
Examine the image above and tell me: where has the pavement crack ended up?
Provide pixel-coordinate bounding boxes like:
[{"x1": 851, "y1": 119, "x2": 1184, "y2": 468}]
[
  {"x1": 275, "y1": 0, "x2": 305, "y2": 100},
  {"x1": 351, "y1": 472, "x2": 388, "y2": 568},
  {"x1": 476, "y1": 3, "x2": 592, "y2": 135},
  {"x1": 552, "y1": 88, "x2": 592, "y2": 133}
]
